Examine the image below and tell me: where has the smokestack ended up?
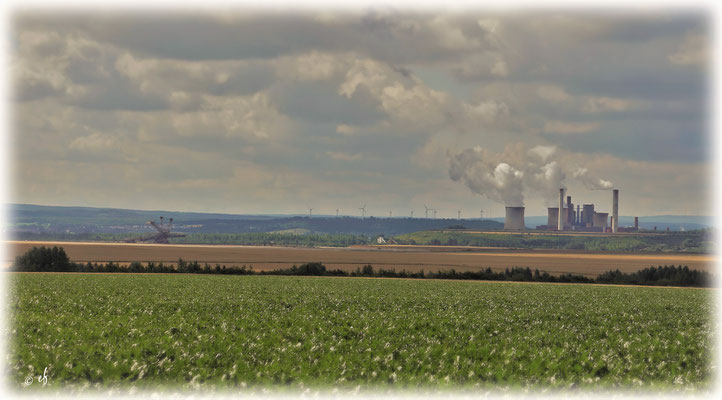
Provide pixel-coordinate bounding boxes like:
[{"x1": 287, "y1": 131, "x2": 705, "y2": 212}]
[
  {"x1": 583, "y1": 204, "x2": 595, "y2": 226},
  {"x1": 558, "y1": 188, "x2": 564, "y2": 230},
  {"x1": 634, "y1": 217, "x2": 639, "y2": 230},
  {"x1": 612, "y1": 189, "x2": 619, "y2": 233},
  {"x1": 505, "y1": 207, "x2": 525, "y2": 230}
]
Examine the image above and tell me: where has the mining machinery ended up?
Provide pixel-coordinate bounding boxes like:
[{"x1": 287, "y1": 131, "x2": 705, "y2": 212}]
[{"x1": 124, "y1": 216, "x2": 186, "y2": 243}]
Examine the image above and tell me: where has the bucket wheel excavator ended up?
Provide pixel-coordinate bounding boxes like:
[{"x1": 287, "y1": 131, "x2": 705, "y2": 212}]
[{"x1": 124, "y1": 216, "x2": 187, "y2": 243}]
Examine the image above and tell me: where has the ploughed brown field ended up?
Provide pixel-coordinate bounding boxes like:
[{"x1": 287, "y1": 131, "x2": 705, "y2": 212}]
[{"x1": 5, "y1": 241, "x2": 714, "y2": 277}]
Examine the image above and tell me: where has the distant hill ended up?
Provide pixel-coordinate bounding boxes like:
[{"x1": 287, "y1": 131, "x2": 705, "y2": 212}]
[
  {"x1": 6, "y1": 204, "x2": 504, "y2": 236},
  {"x1": 6, "y1": 204, "x2": 709, "y2": 237}
]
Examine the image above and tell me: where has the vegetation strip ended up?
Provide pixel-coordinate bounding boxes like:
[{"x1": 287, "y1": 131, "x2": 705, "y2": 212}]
[
  {"x1": 13, "y1": 246, "x2": 712, "y2": 287},
  {"x1": 11, "y1": 228, "x2": 711, "y2": 253}
]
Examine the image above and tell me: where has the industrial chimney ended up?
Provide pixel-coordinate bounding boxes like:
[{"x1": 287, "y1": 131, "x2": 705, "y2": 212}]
[
  {"x1": 612, "y1": 189, "x2": 619, "y2": 233},
  {"x1": 558, "y1": 188, "x2": 564, "y2": 231},
  {"x1": 505, "y1": 207, "x2": 525, "y2": 230}
]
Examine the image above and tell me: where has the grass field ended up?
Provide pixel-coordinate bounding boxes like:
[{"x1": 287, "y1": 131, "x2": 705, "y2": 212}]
[
  {"x1": 5, "y1": 241, "x2": 714, "y2": 276},
  {"x1": 8, "y1": 273, "x2": 713, "y2": 392}
]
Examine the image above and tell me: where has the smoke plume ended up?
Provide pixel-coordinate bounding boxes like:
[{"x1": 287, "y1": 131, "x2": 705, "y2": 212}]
[
  {"x1": 448, "y1": 144, "x2": 611, "y2": 206},
  {"x1": 449, "y1": 147, "x2": 525, "y2": 206},
  {"x1": 573, "y1": 167, "x2": 613, "y2": 190},
  {"x1": 527, "y1": 160, "x2": 566, "y2": 204}
]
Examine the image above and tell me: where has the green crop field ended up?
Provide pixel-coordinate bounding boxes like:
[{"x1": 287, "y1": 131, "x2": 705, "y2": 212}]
[{"x1": 7, "y1": 274, "x2": 713, "y2": 392}]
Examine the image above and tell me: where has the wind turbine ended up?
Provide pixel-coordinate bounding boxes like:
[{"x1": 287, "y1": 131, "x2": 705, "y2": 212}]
[
  {"x1": 389, "y1": 211, "x2": 393, "y2": 218},
  {"x1": 480, "y1": 210, "x2": 484, "y2": 219},
  {"x1": 433, "y1": 209, "x2": 438, "y2": 219},
  {"x1": 336, "y1": 208, "x2": 339, "y2": 217},
  {"x1": 424, "y1": 205, "x2": 430, "y2": 219},
  {"x1": 359, "y1": 204, "x2": 366, "y2": 218},
  {"x1": 308, "y1": 208, "x2": 313, "y2": 217},
  {"x1": 410, "y1": 210, "x2": 414, "y2": 218},
  {"x1": 458, "y1": 209, "x2": 462, "y2": 220}
]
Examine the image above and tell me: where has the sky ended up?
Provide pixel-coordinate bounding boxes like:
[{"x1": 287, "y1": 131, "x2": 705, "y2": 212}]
[{"x1": 8, "y1": 9, "x2": 710, "y2": 218}]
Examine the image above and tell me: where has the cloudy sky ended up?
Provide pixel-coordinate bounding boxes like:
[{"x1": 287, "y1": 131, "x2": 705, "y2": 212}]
[{"x1": 9, "y1": 10, "x2": 709, "y2": 217}]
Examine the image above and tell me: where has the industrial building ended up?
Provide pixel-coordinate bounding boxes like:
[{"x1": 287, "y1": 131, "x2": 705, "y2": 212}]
[
  {"x1": 535, "y1": 189, "x2": 618, "y2": 232},
  {"x1": 499, "y1": 187, "x2": 637, "y2": 233}
]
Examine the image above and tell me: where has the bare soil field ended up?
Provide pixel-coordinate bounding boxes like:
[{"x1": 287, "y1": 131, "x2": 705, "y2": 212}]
[{"x1": 4, "y1": 241, "x2": 714, "y2": 277}]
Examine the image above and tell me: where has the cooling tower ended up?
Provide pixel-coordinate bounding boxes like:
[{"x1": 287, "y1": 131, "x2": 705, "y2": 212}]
[
  {"x1": 593, "y1": 212, "x2": 608, "y2": 229},
  {"x1": 547, "y1": 207, "x2": 559, "y2": 227},
  {"x1": 612, "y1": 189, "x2": 619, "y2": 233},
  {"x1": 505, "y1": 207, "x2": 525, "y2": 230},
  {"x1": 558, "y1": 188, "x2": 564, "y2": 230},
  {"x1": 583, "y1": 204, "x2": 595, "y2": 226}
]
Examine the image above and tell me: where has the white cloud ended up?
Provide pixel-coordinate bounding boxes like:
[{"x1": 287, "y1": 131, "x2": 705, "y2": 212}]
[
  {"x1": 543, "y1": 121, "x2": 600, "y2": 135},
  {"x1": 536, "y1": 85, "x2": 571, "y2": 102},
  {"x1": 463, "y1": 100, "x2": 509, "y2": 123},
  {"x1": 326, "y1": 151, "x2": 361, "y2": 162},
  {"x1": 69, "y1": 132, "x2": 118, "y2": 151},
  {"x1": 583, "y1": 96, "x2": 637, "y2": 113},
  {"x1": 668, "y1": 32, "x2": 706, "y2": 66},
  {"x1": 528, "y1": 145, "x2": 556, "y2": 163},
  {"x1": 336, "y1": 124, "x2": 356, "y2": 136}
]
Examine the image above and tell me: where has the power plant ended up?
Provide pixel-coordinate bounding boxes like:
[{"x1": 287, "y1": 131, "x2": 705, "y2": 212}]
[
  {"x1": 497, "y1": 188, "x2": 638, "y2": 233},
  {"x1": 504, "y1": 207, "x2": 525, "y2": 230}
]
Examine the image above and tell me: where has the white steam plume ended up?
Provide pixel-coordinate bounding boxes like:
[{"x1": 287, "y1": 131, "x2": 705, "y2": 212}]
[
  {"x1": 527, "y1": 145, "x2": 556, "y2": 163},
  {"x1": 528, "y1": 160, "x2": 567, "y2": 205},
  {"x1": 573, "y1": 167, "x2": 613, "y2": 190},
  {"x1": 449, "y1": 144, "x2": 612, "y2": 206},
  {"x1": 448, "y1": 147, "x2": 525, "y2": 206}
]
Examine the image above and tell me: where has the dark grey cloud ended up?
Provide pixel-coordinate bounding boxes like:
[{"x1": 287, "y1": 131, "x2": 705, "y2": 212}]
[
  {"x1": 10, "y1": 11, "x2": 710, "y2": 215},
  {"x1": 273, "y1": 81, "x2": 385, "y2": 125},
  {"x1": 596, "y1": 14, "x2": 704, "y2": 42},
  {"x1": 13, "y1": 76, "x2": 62, "y2": 102},
  {"x1": 72, "y1": 79, "x2": 169, "y2": 111},
  {"x1": 16, "y1": 12, "x2": 492, "y2": 64},
  {"x1": 454, "y1": 13, "x2": 707, "y2": 102},
  {"x1": 546, "y1": 118, "x2": 707, "y2": 163}
]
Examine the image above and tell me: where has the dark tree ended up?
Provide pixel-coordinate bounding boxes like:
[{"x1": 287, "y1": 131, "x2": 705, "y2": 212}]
[{"x1": 13, "y1": 246, "x2": 72, "y2": 272}]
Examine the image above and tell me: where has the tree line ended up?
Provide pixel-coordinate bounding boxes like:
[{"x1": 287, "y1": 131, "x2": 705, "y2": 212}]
[
  {"x1": 395, "y1": 230, "x2": 711, "y2": 253},
  {"x1": 12, "y1": 246, "x2": 712, "y2": 287}
]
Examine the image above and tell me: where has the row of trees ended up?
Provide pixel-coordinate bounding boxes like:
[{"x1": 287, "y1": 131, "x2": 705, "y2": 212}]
[
  {"x1": 13, "y1": 246, "x2": 712, "y2": 287},
  {"x1": 395, "y1": 230, "x2": 711, "y2": 253}
]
